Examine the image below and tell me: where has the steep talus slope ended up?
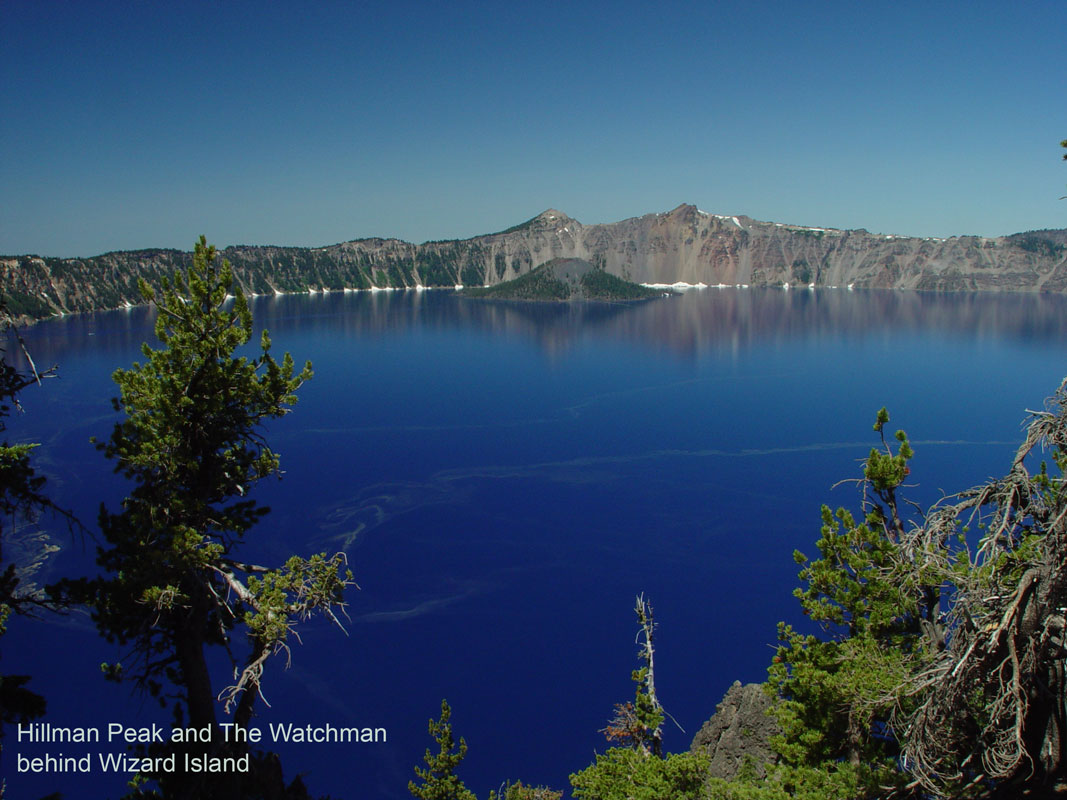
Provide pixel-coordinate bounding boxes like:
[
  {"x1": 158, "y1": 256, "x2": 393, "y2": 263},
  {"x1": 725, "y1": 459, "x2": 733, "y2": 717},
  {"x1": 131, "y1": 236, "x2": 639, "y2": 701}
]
[{"x1": 3, "y1": 205, "x2": 1065, "y2": 322}]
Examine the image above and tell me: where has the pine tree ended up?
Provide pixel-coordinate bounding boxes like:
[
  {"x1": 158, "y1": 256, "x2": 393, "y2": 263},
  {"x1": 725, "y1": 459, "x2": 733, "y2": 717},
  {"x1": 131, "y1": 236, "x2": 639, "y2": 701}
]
[
  {"x1": 66, "y1": 237, "x2": 353, "y2": 798},
  {"x1": 0, "y1": 312, "x2": 61, "y2": 795},
  {"x1": 767, "y1": 409, "x2": 922, "y2": 784},
  {"x1": 409, "y1": 699, "x2": 477, "y2": 800},
  {"x1": 889, "y1": 380, "x2": 1067, "y2": 794}
]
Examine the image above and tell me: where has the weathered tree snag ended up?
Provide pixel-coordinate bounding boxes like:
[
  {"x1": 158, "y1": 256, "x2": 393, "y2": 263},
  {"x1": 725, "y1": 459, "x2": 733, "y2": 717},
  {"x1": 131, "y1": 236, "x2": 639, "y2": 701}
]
[
  {"x1": 635, "y1": 594, "x2": 664, "y2": 759},
  {"x1": 602, "y1": 594, "x2": 669, "y2": 758},
  {"x1": 893, "y1": 380, "x2": 1067, "y2": 796}
]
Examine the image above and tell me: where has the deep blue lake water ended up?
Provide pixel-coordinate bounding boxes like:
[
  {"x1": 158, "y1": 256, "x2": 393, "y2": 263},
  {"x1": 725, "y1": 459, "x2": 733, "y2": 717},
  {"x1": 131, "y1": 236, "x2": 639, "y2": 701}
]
[{"x1": 5, "y1": 287, "x2": 1067, "y2": 799}]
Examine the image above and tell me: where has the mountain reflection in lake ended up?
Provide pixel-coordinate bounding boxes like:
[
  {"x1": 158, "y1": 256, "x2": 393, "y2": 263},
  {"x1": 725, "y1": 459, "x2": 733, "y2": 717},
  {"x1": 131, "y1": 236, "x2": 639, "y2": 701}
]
[{"x1": 6, "y1": 288, "x2": 1067, "y2": 800}]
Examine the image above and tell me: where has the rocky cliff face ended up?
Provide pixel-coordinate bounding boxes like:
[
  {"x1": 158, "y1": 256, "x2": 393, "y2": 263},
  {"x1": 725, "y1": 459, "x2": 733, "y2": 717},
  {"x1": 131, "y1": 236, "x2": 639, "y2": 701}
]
[
  {"x1": 3, "y1": 205, "x2": 1065, "y2": 322},
  {"x1": 690, "y1": 681, "x2": 780, "y2": 780}
]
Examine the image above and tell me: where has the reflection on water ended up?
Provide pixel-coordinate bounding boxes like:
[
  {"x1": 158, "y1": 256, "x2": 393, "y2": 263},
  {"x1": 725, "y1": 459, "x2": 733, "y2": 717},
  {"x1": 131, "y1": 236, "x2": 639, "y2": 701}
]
[
  {"x1": 10, "y1": 288, "x2": 1067, "y2": 369},
  {"x1": 5, "y1": 287, "x2": 1067, "y2": 800}
]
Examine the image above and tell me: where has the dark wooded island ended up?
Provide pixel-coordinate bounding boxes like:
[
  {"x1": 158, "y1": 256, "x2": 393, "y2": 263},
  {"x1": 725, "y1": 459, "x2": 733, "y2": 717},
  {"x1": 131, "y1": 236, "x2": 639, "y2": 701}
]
[{"x1": 460, "y1": 258, "x2": 665, "y2": 301}]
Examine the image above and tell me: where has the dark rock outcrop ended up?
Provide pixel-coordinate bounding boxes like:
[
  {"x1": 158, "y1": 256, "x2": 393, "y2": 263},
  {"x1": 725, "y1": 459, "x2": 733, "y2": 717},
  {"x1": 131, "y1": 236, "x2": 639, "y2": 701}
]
[{"x1": 690, "y1": 681, "x2": 780, "y2": 780}]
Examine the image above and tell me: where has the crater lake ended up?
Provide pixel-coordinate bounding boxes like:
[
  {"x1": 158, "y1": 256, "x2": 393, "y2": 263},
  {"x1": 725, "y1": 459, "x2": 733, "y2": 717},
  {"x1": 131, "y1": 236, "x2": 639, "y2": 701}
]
[{"x1": 6, "y1": 286, "x2": 1067, "y2": 799}]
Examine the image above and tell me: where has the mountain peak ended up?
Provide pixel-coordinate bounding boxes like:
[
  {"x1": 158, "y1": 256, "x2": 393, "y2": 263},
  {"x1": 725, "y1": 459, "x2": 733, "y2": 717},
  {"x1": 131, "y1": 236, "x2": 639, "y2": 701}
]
[
  {"x1": 483, "y1": 209, "x2": 577, "y2": 237},
  {"x1": 535, "y1": 209, "x2": 571, "y2": 222}
]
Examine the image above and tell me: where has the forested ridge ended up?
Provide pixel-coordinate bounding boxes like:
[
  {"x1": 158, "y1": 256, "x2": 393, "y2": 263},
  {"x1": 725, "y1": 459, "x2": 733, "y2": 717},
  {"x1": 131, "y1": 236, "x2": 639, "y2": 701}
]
[{"x1": 4, "y1": 209, "x2": 1067, "y2": 324}]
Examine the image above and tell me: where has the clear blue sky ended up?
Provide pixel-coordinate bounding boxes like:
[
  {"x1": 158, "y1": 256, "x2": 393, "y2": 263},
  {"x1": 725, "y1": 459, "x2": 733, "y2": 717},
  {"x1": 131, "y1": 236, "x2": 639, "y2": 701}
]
[{"x1": 2, "y1": 0, "x2": 1065, "y2": 257}]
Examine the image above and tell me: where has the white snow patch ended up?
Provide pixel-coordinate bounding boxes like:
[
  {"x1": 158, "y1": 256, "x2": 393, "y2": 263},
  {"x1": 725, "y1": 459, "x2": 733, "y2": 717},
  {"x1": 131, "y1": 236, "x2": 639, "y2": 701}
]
[{"x1": 641, "y1": 281, "x2": 708, "y2": 291}]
